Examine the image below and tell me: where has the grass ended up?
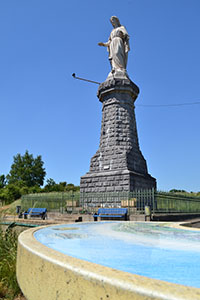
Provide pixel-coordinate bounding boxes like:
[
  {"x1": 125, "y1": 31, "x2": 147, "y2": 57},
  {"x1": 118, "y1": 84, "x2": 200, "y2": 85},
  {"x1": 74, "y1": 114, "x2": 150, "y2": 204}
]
[
  {"x1": 1, "y1": 200, "x2": 22, "y2": 216},
  {"x1": 0, "y1": 214, "x2": 23, "y2": 300}
]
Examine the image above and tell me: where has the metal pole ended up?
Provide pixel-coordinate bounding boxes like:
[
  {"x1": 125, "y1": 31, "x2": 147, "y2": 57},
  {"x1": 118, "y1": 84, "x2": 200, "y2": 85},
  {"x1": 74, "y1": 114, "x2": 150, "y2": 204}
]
[
  {"x1": 72, "y1": 73, "x2": 100, "y2": 85},
  {"x1": 152, "y1": 188, "x2": 155, "y2": 215}
]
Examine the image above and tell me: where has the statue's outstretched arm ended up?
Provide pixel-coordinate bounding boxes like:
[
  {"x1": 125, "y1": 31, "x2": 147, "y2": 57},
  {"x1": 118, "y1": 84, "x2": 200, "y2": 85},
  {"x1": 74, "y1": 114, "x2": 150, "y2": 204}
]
[{"x1": 98, "y1": 41, "x2": 110, "y2": 47}]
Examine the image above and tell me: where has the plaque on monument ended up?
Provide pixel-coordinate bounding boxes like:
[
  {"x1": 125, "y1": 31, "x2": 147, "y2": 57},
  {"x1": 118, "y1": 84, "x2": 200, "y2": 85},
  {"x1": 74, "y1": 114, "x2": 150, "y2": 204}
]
[{"x1": 80, "y1": 16, "x2": 156, "y2": 200}]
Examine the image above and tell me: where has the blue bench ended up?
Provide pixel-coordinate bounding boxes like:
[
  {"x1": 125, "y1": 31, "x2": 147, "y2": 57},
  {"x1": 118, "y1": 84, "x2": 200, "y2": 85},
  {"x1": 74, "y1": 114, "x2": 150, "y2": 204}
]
[
  {"x1": 23, "y1": 208, "x2": 47, "y2": 220},
  {"x1": 93, "y1": 208, "x2": 128, "y2": 221}
]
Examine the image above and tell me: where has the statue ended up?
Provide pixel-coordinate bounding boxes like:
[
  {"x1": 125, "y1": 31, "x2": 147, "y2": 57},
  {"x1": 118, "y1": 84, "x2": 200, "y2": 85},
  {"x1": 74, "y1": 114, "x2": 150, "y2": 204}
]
[
  {"x1": 81, "y1": 16, "x2": 156, "y2": 199},
  {"x1": 98, "y1": 16, "x2": 130, "y2": 77}
]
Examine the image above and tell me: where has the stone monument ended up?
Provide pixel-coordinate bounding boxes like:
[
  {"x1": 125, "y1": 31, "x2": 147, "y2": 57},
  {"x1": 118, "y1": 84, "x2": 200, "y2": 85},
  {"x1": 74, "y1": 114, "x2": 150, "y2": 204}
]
[{"x1": 80, "y1": 16, "x2": 156, "y2": 198}]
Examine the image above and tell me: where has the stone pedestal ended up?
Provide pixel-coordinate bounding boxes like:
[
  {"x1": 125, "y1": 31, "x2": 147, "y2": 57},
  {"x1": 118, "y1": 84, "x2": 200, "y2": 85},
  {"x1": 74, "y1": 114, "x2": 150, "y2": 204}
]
[{"x1": 80, "y1": 77, "x2": 156, "y2": 196}]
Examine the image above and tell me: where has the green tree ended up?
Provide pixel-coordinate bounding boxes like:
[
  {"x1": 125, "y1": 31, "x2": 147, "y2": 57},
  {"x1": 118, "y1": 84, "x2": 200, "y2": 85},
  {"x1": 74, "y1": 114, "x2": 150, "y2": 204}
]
[
  {"x1": 58, "y1": 181, "x2": 67, "y2": 190},
  {"x1": 169, "y1": 189, "x2": 186, "y2": 193},
  {"x1": 0, "y1": 175, "x2": 6, "y2": 189},
  {"x1": 43, "y1": 180, "x2": 80, "y2": 193},
  {"x1": 43, "y1": 178, "x2": 57, "y2": 192},
  {"x1": 43, "y1": 179, "x2": 68, "y2": 192},
  {"x1": 46, "y1": 178, "x2": 57, "y2": 187},
  {"x1": 7, "y1": 150, "x2": 46, "y2": 187},
  {"x1": 66, "y1": 183, "x2": 80, "y2": 192}
]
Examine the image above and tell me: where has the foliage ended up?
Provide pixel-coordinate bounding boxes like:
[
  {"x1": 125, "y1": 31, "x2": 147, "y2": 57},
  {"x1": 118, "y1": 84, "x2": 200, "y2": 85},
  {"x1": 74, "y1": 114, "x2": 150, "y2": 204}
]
[
  {"x1": 66, "y1": 183, "x2": 80, "y2": 192},
  {"x1": 43, "y1": 179, "x2": 80, "y2": 193},
  {"x1": 169, "y1": 189, "x2": 186, "y2": 193},
  {"x1": 0, "y1": 182, "x2": 42, "y2": 205},
  {"x1": 0, "y1": 175, "x2": 6, "y2": 189},
  {"x1": 3, "y1": 184, "x2": 21, "y2": 203},
  {"x1": 169, "y1": 189, "x2": 200, "y2": 197},
  {"x1": 0, "y1": 151, "x2": 80, "y2": 205},
  {"x1": 7, "y1": 150, "x2": 46, "y2": 187},
  {"x1": 46, "y1": 178, "x2": 57, "y2": 187},
  {"x1": 0, "y1": 179, "x2": 79, "y2": 205},
  {"x1": 0, "y1": 225, "x2": 21, "y2": 299}
]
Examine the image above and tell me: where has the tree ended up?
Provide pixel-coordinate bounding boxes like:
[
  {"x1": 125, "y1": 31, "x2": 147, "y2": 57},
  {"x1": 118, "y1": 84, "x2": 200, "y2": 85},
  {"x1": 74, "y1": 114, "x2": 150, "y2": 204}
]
[
  {"x1": 7, "y1": 150, "x2": 46, "y2": 187},
  {"x1": 46, "y1": 178, "x2": 57, "y2": 187},
  {"x1": 43, "y1": 179, "x2": 67, "y2": 192},
  {"x1": 169, "y1": 189, "x2": 186, "y2": 193},
  {"x1": 0, "y1": 175, "x2": 6, "y2": 189},
  {"x1": 43, "y1": 180, "x2": 80, "y2": 192},
  {"x1": 66, "y1": 183, "x2": 80, "y2": 192},
  {"x1": 43, "y1": 178, "x2": 57, "y2": 192}
]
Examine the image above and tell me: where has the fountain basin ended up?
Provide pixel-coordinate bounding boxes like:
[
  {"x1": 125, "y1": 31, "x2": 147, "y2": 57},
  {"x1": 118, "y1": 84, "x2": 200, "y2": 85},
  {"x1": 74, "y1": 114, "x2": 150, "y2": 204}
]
[{"x1": 17, "y1": 222, "x2": 200, "y2": 300}]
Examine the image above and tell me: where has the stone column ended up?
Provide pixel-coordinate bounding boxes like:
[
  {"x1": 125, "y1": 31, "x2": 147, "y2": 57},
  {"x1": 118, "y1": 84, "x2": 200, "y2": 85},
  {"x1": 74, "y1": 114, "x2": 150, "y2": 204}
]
[{"x1": 80, "y1": 77, "x2": 156, "y2": 196}]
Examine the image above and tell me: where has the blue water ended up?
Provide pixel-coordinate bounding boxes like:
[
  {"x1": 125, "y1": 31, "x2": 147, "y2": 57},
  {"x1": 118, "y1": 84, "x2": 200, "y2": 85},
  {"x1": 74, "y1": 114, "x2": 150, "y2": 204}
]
[{"x1": 34, "y1": 222, "x2": 200, "y2": 288}]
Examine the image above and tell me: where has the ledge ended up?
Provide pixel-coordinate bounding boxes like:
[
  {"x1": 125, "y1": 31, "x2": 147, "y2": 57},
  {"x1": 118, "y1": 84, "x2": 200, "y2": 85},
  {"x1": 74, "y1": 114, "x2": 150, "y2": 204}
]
[{"x1": 97, "y1": 78, "x2": 139, "y2": 102}]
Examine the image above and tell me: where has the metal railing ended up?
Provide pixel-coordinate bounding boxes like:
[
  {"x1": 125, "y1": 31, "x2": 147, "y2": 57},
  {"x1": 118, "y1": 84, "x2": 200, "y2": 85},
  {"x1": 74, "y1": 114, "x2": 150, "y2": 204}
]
[
  {"x1": 21, "y1": 190, "x2": 154, "y2": 214},
  {"x1": 154, "y1": 192, "x2": 200, "y2": 214},
  {"x1": 20, "y1": 190, "x2": 200, "y2": 215},
  {"x1": 80, "y1": 190, "x2": 154, "y2": 214},
  {"x1": 21, "y1": 192, "x2": 80, "y2": 213}
]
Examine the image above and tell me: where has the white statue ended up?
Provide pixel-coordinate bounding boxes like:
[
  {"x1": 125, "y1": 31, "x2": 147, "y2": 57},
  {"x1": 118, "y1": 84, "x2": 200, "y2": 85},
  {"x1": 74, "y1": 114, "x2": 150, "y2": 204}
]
[{"x1": 98, "y1": 16, "x2": 130, "y2": 78}]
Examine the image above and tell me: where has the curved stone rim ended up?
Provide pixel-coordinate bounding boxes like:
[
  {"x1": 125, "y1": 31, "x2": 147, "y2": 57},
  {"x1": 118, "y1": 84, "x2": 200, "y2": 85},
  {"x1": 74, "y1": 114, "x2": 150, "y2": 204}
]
[{"x1": 17, "y1": 224, "x2": 200, "y2": 300}]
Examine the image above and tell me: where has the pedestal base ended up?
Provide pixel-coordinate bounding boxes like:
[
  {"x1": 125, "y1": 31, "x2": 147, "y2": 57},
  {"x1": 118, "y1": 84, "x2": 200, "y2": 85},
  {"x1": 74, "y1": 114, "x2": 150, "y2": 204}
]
[
  {"x1": 80, "y1": 170, "x2": 156, "y2": 193},
  {"x1": 80, "y1": 76, "x2": 156, "y2": 204}
]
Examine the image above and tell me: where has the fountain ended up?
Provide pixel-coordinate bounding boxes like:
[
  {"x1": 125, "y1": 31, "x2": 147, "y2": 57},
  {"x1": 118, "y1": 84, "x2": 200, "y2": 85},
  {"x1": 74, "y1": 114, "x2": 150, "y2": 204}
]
[{"x1": 17, "y1": 221, "x2": 200, "y2": 299}]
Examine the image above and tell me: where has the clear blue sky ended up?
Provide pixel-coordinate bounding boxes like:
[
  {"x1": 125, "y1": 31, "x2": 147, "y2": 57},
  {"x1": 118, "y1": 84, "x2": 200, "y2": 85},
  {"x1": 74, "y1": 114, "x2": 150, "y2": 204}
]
[{"x1": 0, "y1": 0, "x2": 200, "y2": 192}]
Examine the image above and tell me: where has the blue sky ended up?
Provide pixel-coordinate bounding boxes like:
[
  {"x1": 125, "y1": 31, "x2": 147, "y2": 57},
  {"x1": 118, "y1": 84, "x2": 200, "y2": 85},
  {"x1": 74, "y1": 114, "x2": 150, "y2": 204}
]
[{"x1": 0, "y1": 0, "x2": 200, "y2": 192}]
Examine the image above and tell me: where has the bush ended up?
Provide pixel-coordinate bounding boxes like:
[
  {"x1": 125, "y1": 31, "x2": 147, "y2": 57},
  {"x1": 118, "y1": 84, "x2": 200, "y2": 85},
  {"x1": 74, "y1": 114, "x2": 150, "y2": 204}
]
[
  {"x1": 0, "y1": 185, "x2": 21, "y2": 205},
  {"x1": 0, "y1": 225, "x2": 21, "y2": 299}
]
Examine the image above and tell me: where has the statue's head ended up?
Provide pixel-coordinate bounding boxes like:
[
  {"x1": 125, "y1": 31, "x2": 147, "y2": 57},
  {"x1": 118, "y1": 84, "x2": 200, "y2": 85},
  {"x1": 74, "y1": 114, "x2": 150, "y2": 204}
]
[{"x1": 110, "y1": 16, "x2": 121, "y2": 28}]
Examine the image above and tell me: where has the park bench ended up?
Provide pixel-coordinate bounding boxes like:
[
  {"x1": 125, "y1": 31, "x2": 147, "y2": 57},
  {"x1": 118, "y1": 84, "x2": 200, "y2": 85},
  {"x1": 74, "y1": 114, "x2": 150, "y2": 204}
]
[
  {"x1": 93, "y1": 208, "x2": 128, "y2": 221},
  {"x1": 23, "y1": 208, "x2": 47, "y2": 220}
]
